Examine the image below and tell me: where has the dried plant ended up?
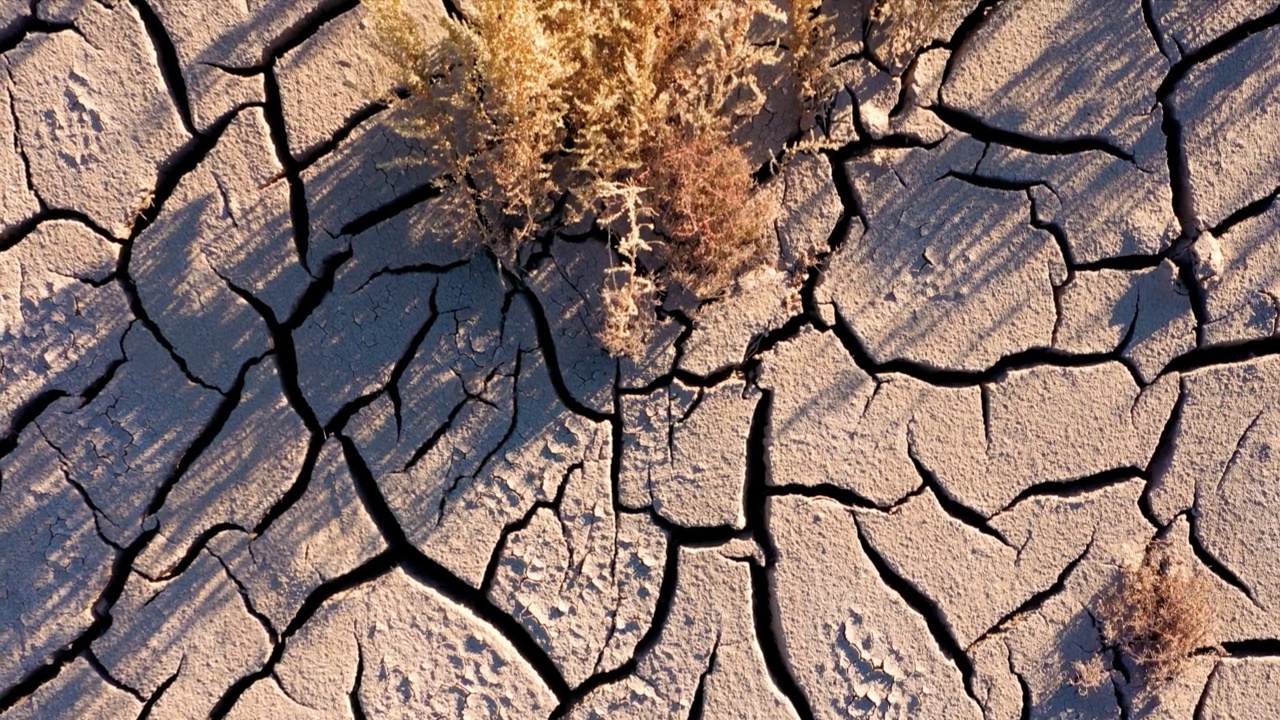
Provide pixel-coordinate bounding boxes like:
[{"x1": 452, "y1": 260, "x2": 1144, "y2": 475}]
[
  {"x1": 1069, "y1": 655, "x2": 1111, "y2": 695},
  {"x1": 870, "y1": 0, "x2": 968, "y2": 68},
  {"x1": 640, "y1": 124, "x2": 775, "y2": 300},
  {"x1": 1095, "y1": 537, "x2": 1214, "y2": 688},
  {"x1": 594, "y1": 182, "x2": 657, "y2": 356},
  {"x1": 789, "y1": 0, "x2": 839, "y2": 113},
  {"x1": 369, "y1": 0, "x2": 838, "y2": 355}
]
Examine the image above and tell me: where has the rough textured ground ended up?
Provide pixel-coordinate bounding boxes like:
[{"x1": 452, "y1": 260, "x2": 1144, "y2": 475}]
[{"x1": 2, "y1": 0, "x2": 1279, "y2": 718}]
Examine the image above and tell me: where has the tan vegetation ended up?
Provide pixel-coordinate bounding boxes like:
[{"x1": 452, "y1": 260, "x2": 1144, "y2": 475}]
[
  {"x1": 1095, "y1": 537, "x2": 1214, "y2": 688},
  {"x1": 1069, "y1": 655, "x2": 1111, "y2": 695},
  {"x1": 369, "y1": 0, "x2": 838, "y2": 355}
]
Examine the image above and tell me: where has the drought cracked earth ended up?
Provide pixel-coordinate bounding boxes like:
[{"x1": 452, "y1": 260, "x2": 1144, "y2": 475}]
[{"x1": 2, "y1": 0, "x2": 1280, "y2": 718}]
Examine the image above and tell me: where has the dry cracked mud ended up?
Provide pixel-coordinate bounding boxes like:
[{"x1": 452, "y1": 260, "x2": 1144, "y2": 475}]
[{"x1": 2, "y1": 0, "x2": 1280, "y2": 718}]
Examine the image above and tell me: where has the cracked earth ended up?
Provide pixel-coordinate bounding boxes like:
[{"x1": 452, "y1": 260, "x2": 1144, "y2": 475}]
[{"x1": 2, "y1": 0, "x2": 1280, "y2": 718}]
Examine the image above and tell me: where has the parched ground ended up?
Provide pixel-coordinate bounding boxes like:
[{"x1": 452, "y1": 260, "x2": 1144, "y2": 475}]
[{"x1": 2, "y1": 0, "x2": 1280, "y2": 718}]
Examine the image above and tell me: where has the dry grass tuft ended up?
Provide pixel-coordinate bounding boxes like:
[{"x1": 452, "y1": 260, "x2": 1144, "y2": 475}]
[
  {"x1": 1069, "y1": 655, "x2": 1111, "y2": 695},
  {"x1": 1095, "y1": 537, "x2": 1214, "y2": 688},
  {"x1": 369, "y1": 0, "x2": 838, "y2": 355}
]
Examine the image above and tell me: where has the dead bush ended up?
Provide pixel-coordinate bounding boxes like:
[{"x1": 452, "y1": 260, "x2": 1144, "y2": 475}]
[
  {"x1": 1095, "y1": 537, "x2": 1214, "y2": 688},
  {"x1": 369, "y1": 0, "x2": 837, "y2": 355},
  {"x1": 640, "y1": 124, "x2": 775, "y2": 300}
]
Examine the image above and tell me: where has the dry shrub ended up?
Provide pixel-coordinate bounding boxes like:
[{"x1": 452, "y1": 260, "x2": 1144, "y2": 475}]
[
  {"x1": 790, "y1": 0, "x2": 839, "y2": 111},
  {"x1": 370, "y1": 0, "x2": 570, "y2": 254},
  {"x1": 369, "y1": 0, "x2": 837, "y2": 355},
  {"x1": 640, "y1": 124, "x2": 775, "y2": 299},
  {"x1": 1095, "y1": 537, "x2": 1214, "y2": 688},
  {"x1": 595, "y1": 182, "x2": 657, "y2": 357}
]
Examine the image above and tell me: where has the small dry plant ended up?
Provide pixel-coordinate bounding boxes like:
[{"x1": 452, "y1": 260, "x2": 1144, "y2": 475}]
[
  {"x1": 1069, "y1": 655, "x2": 1111, "y2": 695},
  {"x1": 369, "y1": 0, "x2": 838, "y2": 355},
  {"x1": 870, "y1": 0, "x2": 968, "y2": 66},
  {"x1": 1095, "y1": 537, "x2": 1214, "y2": 688}
]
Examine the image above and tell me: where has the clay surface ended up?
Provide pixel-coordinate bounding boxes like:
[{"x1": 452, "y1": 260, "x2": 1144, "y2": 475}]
[{"x1": 3, "y1": 2, "x2": 1280, "y2": 718}]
